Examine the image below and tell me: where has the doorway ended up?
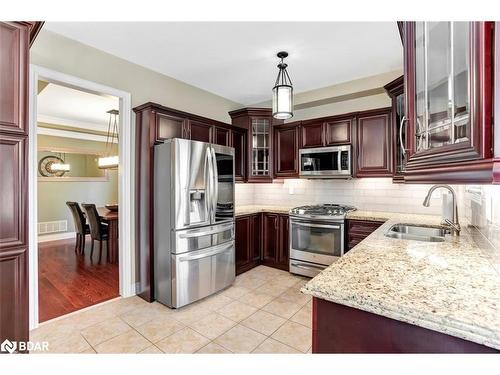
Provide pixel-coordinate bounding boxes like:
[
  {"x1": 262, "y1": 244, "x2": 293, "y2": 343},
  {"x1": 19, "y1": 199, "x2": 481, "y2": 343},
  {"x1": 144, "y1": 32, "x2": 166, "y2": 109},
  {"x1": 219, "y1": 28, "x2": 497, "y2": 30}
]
[{"x1": 28, "y1": 65, "x2": 134, "y2": 329}]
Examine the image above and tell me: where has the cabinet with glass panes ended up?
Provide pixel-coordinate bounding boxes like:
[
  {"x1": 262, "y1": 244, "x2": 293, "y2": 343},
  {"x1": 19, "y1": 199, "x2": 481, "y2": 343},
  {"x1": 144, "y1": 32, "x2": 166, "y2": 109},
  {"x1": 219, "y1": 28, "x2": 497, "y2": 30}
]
[
  {"x1": 251, "y1": 117, "x2": 270, "y2": 176},
  {"x1": 414, "y1": 22, "x2": 470, "y2": 152},
  {"x1": 402, "y1": 22, "x2": 495, "y2": 183},
  {"x1": 228, "y1": 108, "x2": 283, "y2": 182}
]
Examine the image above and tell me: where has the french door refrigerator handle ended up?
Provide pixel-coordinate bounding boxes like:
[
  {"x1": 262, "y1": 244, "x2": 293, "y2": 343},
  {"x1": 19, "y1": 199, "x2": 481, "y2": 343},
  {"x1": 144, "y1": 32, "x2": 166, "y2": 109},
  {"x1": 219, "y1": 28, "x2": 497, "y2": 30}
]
[
  {"x1": 178, "y1": 241, "x2": 233, "y2": 262},
  {"x1": 211, "y1": 146, "x2": 219, "y2": 223},
  {"x1": 206, "y1": 146, "x2": 214, "y2": 223},
  {"x1": 204, "y1": 146, "x2": 211, "y2": 222}
]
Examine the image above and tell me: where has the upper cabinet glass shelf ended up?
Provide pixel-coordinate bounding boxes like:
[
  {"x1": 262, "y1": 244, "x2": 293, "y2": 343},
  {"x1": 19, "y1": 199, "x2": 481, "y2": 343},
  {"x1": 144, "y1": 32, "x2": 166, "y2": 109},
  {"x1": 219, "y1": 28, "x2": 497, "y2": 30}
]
[{"x1": 414, "y1": 21, "x2": 470, "y2": 153}]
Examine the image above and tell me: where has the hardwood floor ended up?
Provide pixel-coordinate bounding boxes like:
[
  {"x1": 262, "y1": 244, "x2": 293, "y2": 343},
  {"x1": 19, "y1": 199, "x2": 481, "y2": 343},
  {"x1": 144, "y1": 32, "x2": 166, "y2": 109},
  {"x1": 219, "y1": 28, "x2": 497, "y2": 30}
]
[{"x1": 38, "y1": 237, "x2": 119, "y2": 323}]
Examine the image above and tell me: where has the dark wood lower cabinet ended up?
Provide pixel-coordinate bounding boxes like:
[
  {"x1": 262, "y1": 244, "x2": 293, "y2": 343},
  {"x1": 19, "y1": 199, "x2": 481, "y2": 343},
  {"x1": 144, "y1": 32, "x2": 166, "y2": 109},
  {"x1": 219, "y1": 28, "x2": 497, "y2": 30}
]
[
  {"x1": 346, "y1": 219, "x2": 383, "y2": 250},
  {"x1": 276, "y1": 215, "x2": 289, "y2": 270},
  {"x1": 312, "y1": 297, "x2": 498, "y2": 353},
  {"x1": 262, "y1": 213, "x2": 289, "y2": 271},
  {"x1": 262, "y1": 213, "x2": 279, "y2": 267},
  {"x1": 235, "y1": 212, "x2": 289, "y2": 274},
  {"x1": 235, "y1": 213, "x2": 261, "y2": 275}
]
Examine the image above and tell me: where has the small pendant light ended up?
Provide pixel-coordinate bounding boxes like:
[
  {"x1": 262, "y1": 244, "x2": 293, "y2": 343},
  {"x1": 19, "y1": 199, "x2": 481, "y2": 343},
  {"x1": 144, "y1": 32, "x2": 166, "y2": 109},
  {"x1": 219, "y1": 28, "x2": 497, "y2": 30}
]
[
  {"x1": 272, "y1": 51, "x2": 293, "y2": 120},
  {"x1": 98, "y1": 109, "x2": 119, "y2": 169}
]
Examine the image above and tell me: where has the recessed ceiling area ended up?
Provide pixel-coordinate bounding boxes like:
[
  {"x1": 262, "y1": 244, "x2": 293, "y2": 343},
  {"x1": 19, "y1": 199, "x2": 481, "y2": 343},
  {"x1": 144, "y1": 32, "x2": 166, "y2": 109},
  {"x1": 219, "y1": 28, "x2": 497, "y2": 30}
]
[
  {"x1": 43, "y1": 22, "x2": 403, "y2": 105},
  {"x1": 37, "y1": 82, "x2": 119, "y2": 133}
]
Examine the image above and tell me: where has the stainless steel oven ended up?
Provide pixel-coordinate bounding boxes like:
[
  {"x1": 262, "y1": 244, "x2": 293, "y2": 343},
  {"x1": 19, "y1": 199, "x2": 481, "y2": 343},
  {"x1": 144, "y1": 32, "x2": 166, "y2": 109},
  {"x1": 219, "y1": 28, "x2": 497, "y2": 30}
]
[
  {"x1": 299, "y1": 145, "x2": 351, "y2": 178},
  {"x1": 289, "y1": 204, "x2": 355, "y2": 278}
]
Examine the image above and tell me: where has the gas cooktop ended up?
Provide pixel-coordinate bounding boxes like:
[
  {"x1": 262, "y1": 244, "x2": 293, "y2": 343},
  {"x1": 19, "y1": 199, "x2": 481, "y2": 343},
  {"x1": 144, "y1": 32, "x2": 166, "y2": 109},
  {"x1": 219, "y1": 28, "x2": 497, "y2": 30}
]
[{"x1": 289, "y1": 204, "x2": 357, "y2": 220}]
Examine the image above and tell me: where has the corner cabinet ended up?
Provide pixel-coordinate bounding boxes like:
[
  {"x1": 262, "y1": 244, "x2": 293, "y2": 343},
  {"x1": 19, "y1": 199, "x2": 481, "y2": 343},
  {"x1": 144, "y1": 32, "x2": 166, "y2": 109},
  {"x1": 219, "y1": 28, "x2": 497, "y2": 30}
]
[
  {"x1": 402, "y1": 21, "x2": 499, "y2": 183},
  {"x1": 229, "y1": 108, "x2": 283, "y2": 182}
]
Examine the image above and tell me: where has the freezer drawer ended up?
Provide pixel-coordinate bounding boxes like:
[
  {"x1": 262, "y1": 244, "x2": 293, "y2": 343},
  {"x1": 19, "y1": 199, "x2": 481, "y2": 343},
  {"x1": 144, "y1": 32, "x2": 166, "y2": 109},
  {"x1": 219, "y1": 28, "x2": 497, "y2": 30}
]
[{"x1": 172, "y1": 240, "x2": 235, "y2": 308}]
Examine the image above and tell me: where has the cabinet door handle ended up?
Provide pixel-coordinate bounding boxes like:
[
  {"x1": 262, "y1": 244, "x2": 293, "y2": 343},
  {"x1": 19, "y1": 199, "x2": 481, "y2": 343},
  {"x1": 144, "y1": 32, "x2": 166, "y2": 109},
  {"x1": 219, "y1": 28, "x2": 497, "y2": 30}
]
[{"x1": 399, "y1": 116, "x2": 407, "y2": 158}]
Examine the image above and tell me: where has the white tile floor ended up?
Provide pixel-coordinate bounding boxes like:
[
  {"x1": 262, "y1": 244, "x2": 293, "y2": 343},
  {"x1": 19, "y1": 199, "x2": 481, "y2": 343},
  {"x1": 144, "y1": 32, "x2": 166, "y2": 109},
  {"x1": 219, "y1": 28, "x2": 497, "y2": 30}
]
[{"x1": 30, "y1": 266, "x2": 312, "y2": 354}]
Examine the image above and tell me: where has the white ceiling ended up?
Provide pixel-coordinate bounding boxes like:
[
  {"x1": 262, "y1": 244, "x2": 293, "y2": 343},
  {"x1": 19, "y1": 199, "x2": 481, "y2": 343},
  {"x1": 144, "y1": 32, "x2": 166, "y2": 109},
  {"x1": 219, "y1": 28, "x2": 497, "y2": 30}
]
[
  {"x1": 37, "y1": 82, "x2": 119, "y2": 132},
  {"x1": 44, "y1": 22, "x2": 403, "y2": 105}
]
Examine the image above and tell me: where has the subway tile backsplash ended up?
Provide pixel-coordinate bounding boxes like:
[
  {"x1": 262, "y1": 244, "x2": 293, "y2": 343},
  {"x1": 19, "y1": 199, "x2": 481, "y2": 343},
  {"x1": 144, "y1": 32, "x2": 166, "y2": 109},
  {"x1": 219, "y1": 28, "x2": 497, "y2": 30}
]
[
  {"x1": 236, "y1": 179, "x2": 499, "y2": 272},
  {"x1": 236, "y1": 178, "x2": 465, "y2": 216},
  {"x1": 463, "y1": 185, "x2": 500, "y2": 267}
]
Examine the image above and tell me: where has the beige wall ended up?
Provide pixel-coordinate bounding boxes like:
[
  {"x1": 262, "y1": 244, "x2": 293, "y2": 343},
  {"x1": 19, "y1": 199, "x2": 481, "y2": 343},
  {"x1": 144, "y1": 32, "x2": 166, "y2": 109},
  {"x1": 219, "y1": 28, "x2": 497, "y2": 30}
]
[
  {"x1": 31, "y1": 30, "x2": 243, "y2": 123},
  {"x1": 37, "y1": 134, "x2": 118, "y2": 235}
]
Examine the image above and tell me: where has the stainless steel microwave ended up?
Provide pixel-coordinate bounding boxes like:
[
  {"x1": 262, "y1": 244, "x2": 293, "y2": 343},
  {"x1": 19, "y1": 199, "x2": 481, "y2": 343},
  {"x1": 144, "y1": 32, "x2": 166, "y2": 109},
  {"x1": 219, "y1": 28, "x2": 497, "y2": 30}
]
[{"x1": 299, "y1": 145, "x2": 352, "y2": 178}]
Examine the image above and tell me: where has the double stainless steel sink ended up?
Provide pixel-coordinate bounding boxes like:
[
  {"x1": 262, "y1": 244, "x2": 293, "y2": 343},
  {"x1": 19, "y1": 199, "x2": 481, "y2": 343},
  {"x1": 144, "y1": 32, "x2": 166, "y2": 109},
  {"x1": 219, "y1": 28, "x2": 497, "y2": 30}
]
[{"x1": 384, "y1": 224, "x2": 449, "y2": 242}]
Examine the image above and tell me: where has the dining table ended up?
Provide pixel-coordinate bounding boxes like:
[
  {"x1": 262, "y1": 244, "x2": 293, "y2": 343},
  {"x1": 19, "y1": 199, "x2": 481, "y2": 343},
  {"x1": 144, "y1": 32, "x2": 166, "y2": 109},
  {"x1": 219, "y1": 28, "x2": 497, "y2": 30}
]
[{"x1": 97, "y1": 207, "x2": 119, "y2": 264}]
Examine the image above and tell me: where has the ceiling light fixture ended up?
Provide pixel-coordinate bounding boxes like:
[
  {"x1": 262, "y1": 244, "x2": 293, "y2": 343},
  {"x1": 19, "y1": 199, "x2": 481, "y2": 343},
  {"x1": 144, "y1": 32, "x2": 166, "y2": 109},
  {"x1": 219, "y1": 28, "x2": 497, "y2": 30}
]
[
  {"x1": 98, "y1": 109, "x2": 119, "y2": 169},
  {"x1": 272, "y1": 51, "x2": 293, "y2": 120}
]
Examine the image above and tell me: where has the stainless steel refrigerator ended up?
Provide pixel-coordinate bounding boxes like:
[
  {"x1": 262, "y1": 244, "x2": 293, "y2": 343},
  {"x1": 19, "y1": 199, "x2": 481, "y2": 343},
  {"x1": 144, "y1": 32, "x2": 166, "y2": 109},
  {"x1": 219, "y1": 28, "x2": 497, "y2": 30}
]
[{"x1": 154, "y1": 138, "x2": 235, "y2": 308}]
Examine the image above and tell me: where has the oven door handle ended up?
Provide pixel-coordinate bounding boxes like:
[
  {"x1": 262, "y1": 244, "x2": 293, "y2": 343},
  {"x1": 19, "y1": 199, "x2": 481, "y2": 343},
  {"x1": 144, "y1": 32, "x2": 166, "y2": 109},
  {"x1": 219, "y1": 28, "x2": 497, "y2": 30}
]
[
  {"x1": 291, "y1": 262, "x2": 327, "y2": 271},
  {"x1": 292, "y1": 222, "x2": 341, "y2": 229}
]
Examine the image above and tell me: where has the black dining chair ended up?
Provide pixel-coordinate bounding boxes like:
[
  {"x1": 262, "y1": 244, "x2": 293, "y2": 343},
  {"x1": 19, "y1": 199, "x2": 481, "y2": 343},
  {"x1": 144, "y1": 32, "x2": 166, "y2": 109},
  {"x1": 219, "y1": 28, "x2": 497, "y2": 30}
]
[
  {"x1": 66, "y1": 202, "x2": 90, "y2": 254},
  {"x1": 81, "y1": 203, "x2": 109, "y2": 263}
]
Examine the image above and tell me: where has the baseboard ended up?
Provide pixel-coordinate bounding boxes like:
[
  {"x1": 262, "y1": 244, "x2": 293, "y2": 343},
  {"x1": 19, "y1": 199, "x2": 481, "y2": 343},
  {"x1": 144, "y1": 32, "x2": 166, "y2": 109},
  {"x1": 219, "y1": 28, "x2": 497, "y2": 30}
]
[{"x1": 37, "y1": 231, "x2": 76, "y2": 243}]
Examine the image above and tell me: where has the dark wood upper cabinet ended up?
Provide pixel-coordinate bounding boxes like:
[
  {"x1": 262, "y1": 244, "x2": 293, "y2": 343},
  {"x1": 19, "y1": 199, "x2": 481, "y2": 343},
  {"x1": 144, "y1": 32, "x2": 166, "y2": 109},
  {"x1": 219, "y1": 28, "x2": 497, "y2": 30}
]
[
  {"x1": 213, "y1": 126, "x2": 230, "y2": 146},
  {"x1": 230, "y1": 127, "x2": 247, "y2": 182},
  {"x1": 355, "y1": 108, "x2": 393, "y2": 177},
  {"x1": 300, "y1": 122, "x2": 324, "y2": 148},
  {"x1": 274, "y1": 123, "x2": 299, "y2": 178},
  {"x1": 325, "y1": 118, "x2": 352, "y2": 145},
  {"x1": 187, "y1": 120, "x2": 212, "y2": 143},
  {"x1": 0, "y1": 21, "x2": 42, "y2": 349},
  {"x1": 402, "y1": 21, "x2": 498, "y2": 183},
  {"x1": 229, "y1": 108, "x2": 283, "y2": 183},
  {"x1": 156, "y1": 112, "x2": 186, "y2": 142},
  {"x1": 299, "y1": 115, "x2": 354, "y2": 149},
  {"x1": 384, "y1": 75, "x2": 405, "y2": 183}
]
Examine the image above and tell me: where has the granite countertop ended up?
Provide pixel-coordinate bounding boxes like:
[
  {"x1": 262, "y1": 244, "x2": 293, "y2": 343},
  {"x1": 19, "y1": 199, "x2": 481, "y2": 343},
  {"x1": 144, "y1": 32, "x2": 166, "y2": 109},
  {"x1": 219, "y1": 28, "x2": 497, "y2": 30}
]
[
  {"x1": 235, "y1": 205, "x2": 294, "y2": 216},
  {"x1": 301, "y1": 212, "x2": 500, "y2": 350},
  {"x1": 236, "y1": 205, "x2": 424, "y2": 222}
]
